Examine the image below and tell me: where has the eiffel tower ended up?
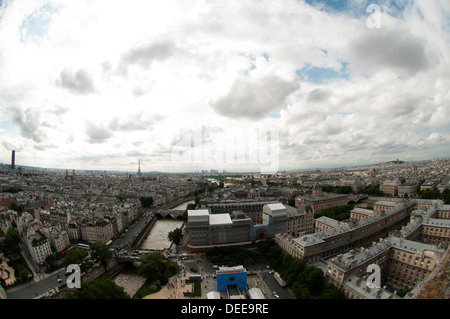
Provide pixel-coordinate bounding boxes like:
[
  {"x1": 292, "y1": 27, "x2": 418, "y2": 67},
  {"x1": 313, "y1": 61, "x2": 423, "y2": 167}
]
[{"x1": 137, "y1": 161, "x2": 142, "y2": 176}]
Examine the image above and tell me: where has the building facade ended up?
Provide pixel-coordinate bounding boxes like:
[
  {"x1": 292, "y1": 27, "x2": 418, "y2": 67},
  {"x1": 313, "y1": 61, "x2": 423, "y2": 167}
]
[
  {"x1": 325, "y1": 236, "x2": 444, "y2": 297},
  {"x1": 294, "y1": 184, "x2": 348, "y2": 214},
  {"x1": 25, "y1": 227, "x2": 52, "y2": 265},
  {"x1": 187, "y1": 203, "x2": 288, "y2": 250},
  {"x1": 276, "y1": 201, "x2": 414, "y2": 263}
]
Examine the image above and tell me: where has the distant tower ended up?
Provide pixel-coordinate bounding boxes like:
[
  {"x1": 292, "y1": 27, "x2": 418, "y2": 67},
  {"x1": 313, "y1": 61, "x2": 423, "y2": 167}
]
[
  {"x1": 312, "y1": 182, "x2": 323, "y2": 196},
  {"x1": 137, "y1": 161, "x2": 142, "y2": 176},
  {"x1": 11, "y1": 150, "x2": 15, "y2": 169}
]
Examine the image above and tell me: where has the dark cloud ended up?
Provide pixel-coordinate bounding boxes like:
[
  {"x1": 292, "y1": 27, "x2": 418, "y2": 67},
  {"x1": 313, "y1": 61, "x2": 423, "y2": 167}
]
[
  {"x1": 108, "y1": 113, "x2": 165, "y2": 132},
  {"x1": 117, "y1": 41, "x2": 179, "y2": 76},
  {"x1": 348, "y1": 28, "x2": 430, "y2": 75},
  {"x1": 85, "y1": 121, "x2": 113, "y2": 144},
  {"x1": 209, "y1": 75, "x2": 299, "y2": 120},
  {"x1": 50, "y1": 105, "x2": 69, "y2": 115},
  {"x1": 56, "y1": 69, "x2": 96, "y2": 94},
  {"x1": 306, "y1": 88, "x2": 333, "y2": 104},
  {"x1": 11, "y1": 107, "x2": 47, "y2": 143}
]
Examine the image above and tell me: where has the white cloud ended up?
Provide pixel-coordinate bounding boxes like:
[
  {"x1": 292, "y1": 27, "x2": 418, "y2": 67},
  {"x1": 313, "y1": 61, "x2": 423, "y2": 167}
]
[{"x1": 0, "y1": 0, "x2": 448, "y2": 171}]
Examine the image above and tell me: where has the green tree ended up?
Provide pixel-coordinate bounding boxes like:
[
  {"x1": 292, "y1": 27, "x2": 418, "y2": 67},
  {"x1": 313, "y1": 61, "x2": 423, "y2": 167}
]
[
  {"x1": 442, "y1": 188, "x2": 450, "y2": 204},
  {"x1": 138, "y1": 253, "x2": 166, "y2": 283},
  {"x1": 288, "y1": 198, "x2": 295, "y2": 207},
  {"x1": 9, "y1": 202, "x2": 23, "y2": 214},
  {"x1": 318, "y1": 283, "x2": 346, "y2": 299},
  {"x1": 168, "y1": 228, "x2": 183, "y2": 245},
  {"x1": 4, "y1": 228, "x2": 21, "y2": 254},
  {"x1": 62, "y1": 249, "x2": 91, "y2": 273},
  {"x1": 65, "y1": 277, "x2": 130, "y2": 299},
  {"x1": 139, "y1": 196, "x2": 154, "y2": 208},
  {"x1": 183, "y1": 203, "x2": 197, "y2": 220},
  {"x1": 90, "y1": 242, "x2": 113, "y2": 268}
]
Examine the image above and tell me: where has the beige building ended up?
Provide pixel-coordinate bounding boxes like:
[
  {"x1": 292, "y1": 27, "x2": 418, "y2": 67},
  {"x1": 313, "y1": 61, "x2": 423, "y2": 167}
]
[
  {"x1": 294, "y1": 184, "x2": 348, "y2": 214},
  {"x1": 326, "y1": 236, "x2": 444, "y2": 298},
  {"x1": 398, "y1": 183, "x2": 418, "y2": 197},
  {"x1": 286, "y1": 204, "x2": 315, "y2": 237},
  {"x1": 374, "y1": 201, "x2": 399, "y2": 213},
  {"x1": 350, "y1": 207, "x2": 377, "y2": 222},
  {"x1": 49, "y1": 226, "x2": 70, "y2": 253},
  {"x1": 380, "y1": 180, "x2": 401, "y2": 196},
  {"x1": 25, "y1": 227, "x2": 52, "y2": 265},
  {"x1": 80, "y1": 219, "x2": 114, "y2": 243},
  {"x1": 276, "y1": 202, "x2": 414, "y2": 263},
  {"x1": 67, "y1": 221, "x2": 81, "y2": 241},
  {"x1": 277, "y1": 199, "x2": 450, "y2": 299},
  {"x1": 315, "y1": 216, "x2": 341, "y2": 232}
]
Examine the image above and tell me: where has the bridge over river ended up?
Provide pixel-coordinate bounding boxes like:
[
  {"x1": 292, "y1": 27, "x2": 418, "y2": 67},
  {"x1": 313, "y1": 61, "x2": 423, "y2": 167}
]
[{"x1": 154, "y1": 209, "x2": 185, "y2": 219}]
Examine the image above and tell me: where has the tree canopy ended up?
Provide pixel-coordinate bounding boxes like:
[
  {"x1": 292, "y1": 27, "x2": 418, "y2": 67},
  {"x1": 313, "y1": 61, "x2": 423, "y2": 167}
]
[
  {"x1": 90, "y1": 242, "x2": 113, "y2": 268},
  {"x1": 257, "y1": 239, "x2": 346, "y2": 299},
  {"x1": 65, "y1": 277, "x2": 130, "y2": 299},
  {"x1": 138, "y1": 253, "x2": 178, "y2": 286},
  {"x1": 62, "y1": 249, "x2": 92, "y2": 273},
  {"x1": 167, "y1": 228, "x2": 183, "y2": 245},
  {"x1": 139, "y1": 196, "x2": 153, "y2": 208}
]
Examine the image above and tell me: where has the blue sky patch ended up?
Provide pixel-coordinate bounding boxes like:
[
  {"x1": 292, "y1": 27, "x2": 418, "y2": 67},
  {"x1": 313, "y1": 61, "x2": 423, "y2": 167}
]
[
  {"x1": 296, "y1": 62, "x2": 349, "y2": 84},
  {"x1": 20, "y1": 3, "x2": 59, "y2": 43}
]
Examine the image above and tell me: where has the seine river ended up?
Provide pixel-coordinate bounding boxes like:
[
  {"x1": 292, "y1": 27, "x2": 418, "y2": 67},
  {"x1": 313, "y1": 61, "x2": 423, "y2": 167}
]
[
  {"x1": 113, "y1": 200, "x2": 192, "y2": 295},
  {"x1": 138, "y1": 219, "x2": 184, "y2": 250}
]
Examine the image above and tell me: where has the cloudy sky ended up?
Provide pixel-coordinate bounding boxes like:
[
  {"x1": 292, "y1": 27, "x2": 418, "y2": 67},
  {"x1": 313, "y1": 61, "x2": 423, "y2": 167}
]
[{"x1": 0, "y1": 0, "x2": 449, "y2": 173}]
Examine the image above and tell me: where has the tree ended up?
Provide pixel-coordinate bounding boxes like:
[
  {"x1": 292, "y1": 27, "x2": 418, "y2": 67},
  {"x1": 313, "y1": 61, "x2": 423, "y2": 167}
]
[
  {"x1": 65, "y1": 277, "x2": 130, "y2": 299},
  {"x1": 139, "y1": 196, "x2": 153, "y2": 208},
  {"x1": 4, "y1": 228, "x2": 21, "y2": 254},
  {"x1": 90, "y1": 242, "x2": 113, "y2": 268},
  {"x1": 168, "y1": 228, "x2": 183, "y2": 245},
  {"x1": 138, "y1": 253, "x2": 166, "y2": 283},
  {"x1": 62, "y1": 249, "x2": 91, "y2": 273},
  {"x1": 8, "y1": 202, "x2": 23, "y2": 214}
]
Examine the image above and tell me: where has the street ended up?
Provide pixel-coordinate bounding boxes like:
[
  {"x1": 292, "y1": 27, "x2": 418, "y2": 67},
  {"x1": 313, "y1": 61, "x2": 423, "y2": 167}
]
[{"x1": 6, "y1": 268, "x2": 66, "y2": 299}]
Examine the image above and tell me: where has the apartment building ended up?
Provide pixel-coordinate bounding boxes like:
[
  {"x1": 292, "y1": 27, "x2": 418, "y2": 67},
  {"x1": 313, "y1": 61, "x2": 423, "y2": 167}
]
[
  {"x1": 398, "y1": 183, "x2": 418, "y2": 197},
  {"x1": 48, "y1": 226, "x2": 70, "y2": 253},
  {"x1": 294, "y1": 184, "x2": 348, "y2": 214},
  {"x1": 25, "y1": 227, "x2": 52, "y2": 265},
  {"x1": 276, "y1": 202, "x2": 414, "y2": 263},
  {"x1": 315, "y1": 216, "x2": 342, "y2": 232},
  {"x1": 325, "y1": 236, "x2": 444, "y2": 297},
  {"x1": 373, "y1": 200, "x2": 399, "y2": 213},
  {"x1": 380, "y1": 180, "x2": 401, "y2": 196},
  {"x1": 350, "y1": 207, "x2": 377, "y2": 222},
  {"x1": 286, "y1": 204, "x2": 315, "y2": 237},
  {"x1": 80, "y1": 219, "x2": 114, "y2": 243},
  {"x1": 67, "y1": 221, "x2": 81, "y2": 241}
]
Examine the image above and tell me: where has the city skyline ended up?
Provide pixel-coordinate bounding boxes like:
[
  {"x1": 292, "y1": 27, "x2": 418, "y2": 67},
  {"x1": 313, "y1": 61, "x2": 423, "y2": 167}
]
[{"x1": 0, "y1": 0, "x2": 449, "y2": 173}]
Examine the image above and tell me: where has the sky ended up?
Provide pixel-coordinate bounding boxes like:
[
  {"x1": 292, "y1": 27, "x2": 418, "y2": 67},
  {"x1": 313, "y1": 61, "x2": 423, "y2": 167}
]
[{"x1": 0, "y1": 0, "x2": 449, "y2": 173}]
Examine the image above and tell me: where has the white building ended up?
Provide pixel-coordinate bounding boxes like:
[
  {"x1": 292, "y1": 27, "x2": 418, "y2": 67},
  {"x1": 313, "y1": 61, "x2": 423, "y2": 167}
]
[
  {"x1": 49, "y1": 226, "x2": 70, "y2": 253},
  {"x1": 25, "y1": 227, "x2": 52, "y2": 265}
]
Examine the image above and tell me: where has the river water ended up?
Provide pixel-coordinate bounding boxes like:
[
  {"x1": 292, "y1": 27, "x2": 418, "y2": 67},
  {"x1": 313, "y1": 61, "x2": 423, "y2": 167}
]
[
  {"x1": 112, "y1": 266, "x2": 147, "y2": 298},
  {"x1": 138, "y1": 219, "x2": 184, "y2": 250},
  {"x1": 172, "y1": 199, "x2": 194, "y2": 210},
  {"x1": 113, "y1": 200, "x2": 191, "y2": 295}
]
